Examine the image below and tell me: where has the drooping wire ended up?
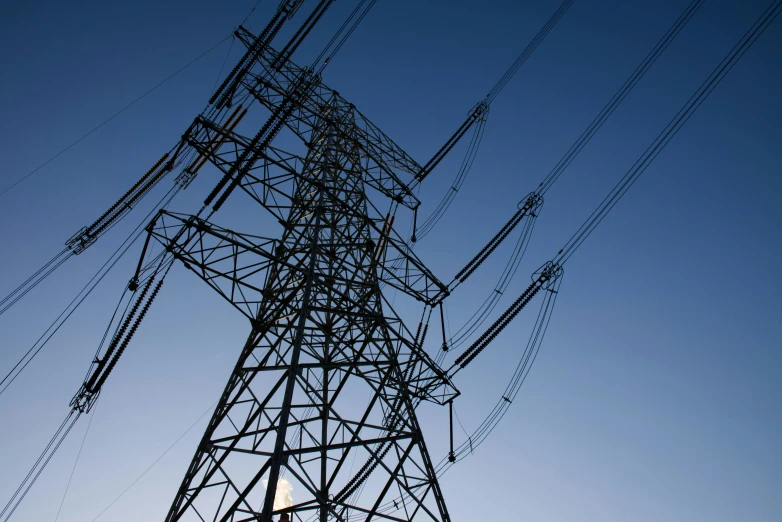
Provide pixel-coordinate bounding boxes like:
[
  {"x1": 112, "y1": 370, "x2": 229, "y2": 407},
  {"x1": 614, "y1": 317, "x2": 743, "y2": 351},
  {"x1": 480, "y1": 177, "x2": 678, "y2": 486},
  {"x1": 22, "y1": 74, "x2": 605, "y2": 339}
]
[
  {"x1": 375, "y1": 275, "x2": 563, "y2": 517},
  {"x1": 426, "y1": 0, "x2": 704, "y2": 368},
  {"x1": 2, "y1": 258, "x2": 173, "y2": 520},
  {"x1": 0, "y1": 35, "x2": 232, "y2": 199},
  {"x1": 0, "y1": 410, "x2": 81, "y2": 522},
  {"x1": 555, "y1": 0, "x2": 782, "y2": 266},
  {"x1": 313, "y1": 0, "x2": 378, "y2": 73},
  {"x1": 419, "y1": 3, "x2": 782, "y2": 506},
  {"x1": 415, "y1": 0, "x2": 705, "y2": 276},
  {"x1": 450, "y1": 261, "x2": 562, "y2": 376},
  {"x1": 486, "y1": 0, "x2": 575, "y2": 105},
  {"x1": 391, "y1": 5, "x2": 767, "y2": 511},
  {"x1": 440, "y1": 210, "x2": 538, "y2": 358},
  {"x1": 415, "y1": 114, "x2": 488, "y2": 240},
  {"x1": 417, "y1": 0, "x2": 705, "y2": 261},
  {"x1": 87, "y1": 400, "x2": 218, "y2": 522},
  {"x1": 54, "y1": 398, "x2": 100, "y2": 522},
  {"x1": 430, "y1": 0, "x2": 710, "y2": 360},
  {"x1": 439, "y1": 274, "x2": 561, "y2": 462},
  {"x1": 0, "y1": 184, "x2": 181, "y2": 398},
  {"x1": 383, "y1": 0, "x2": 574, "y2": 287},
  {"x1": 379, "y1": 7, "x2": 782, "y2": 517},
  {"x1": 537, "y1": 0, "x2": 707, "y2": 196}
]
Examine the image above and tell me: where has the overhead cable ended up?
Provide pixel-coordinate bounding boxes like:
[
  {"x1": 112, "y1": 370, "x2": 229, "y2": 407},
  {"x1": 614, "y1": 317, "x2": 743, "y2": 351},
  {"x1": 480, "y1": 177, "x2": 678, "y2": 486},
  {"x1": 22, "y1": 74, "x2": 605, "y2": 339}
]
[
  {"x1": 486, "y1": 0, "x2": 575, "y2": 105},
  {"x1": 415, "y1": 0, "x2": 573, "y2": 185},
  {"x1": 555, "y1": 0, "x2": 782, "y2": 266},
  {"x1": 374, "y1": 273, "x2": 563, "y2": 518},
  {"x1": 0, "y1": 35, "x2": 232, "y2": 199},
  {"x1": 0, "y1": 411, "x2": 81, "y2": 521},
  {"x1": 314, "y1": 0, "x2": 378, "y2": 73},
  {"x1": 434, "y1": 0, "x2": 710, "y2": 360},
  {"x1": 0, "y1": 185, "x2": 181, "y2": 398},
  {"x1": 537, "y1": 0, "x2": 707, "y2": 196},
  {"x1": 431, "y1": 1, "x2": 782, "y2": 493}
]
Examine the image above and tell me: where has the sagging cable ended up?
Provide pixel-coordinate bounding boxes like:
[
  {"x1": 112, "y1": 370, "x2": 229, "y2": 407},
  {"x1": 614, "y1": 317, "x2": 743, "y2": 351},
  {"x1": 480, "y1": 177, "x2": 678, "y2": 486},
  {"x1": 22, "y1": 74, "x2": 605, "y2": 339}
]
[
  {"x1": 1, "y1": 410, "x2": 81, "y2": 522},
  {"x1": 416, "y1": 111, "x2": 488, "y2": 240},
  {"x1": 375, "y1": 273, "x2": 564, "y2": 517}
]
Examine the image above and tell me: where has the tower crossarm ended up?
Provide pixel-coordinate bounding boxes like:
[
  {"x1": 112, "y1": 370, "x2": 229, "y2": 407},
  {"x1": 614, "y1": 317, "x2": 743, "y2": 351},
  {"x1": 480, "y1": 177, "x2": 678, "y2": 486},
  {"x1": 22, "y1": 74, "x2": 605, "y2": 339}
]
[
  {"x1": 148, "y1": 207, "x2": 448, "y2": 325},
  {"x1": 184, "y1": 115, "x2": 302, "y2": 221},
  {"x1": 233, "y1": 27, "x2": 421, "y2": 208},
  {"x1": 177, "y1": 116, "x2": 449, "y2": 304}
]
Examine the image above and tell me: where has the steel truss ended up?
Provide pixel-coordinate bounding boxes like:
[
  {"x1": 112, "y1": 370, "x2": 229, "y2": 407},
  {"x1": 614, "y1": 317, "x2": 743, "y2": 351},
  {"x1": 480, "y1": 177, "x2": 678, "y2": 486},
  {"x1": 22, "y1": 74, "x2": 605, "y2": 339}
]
[{"x1": 157, "y1": 32, "x2": 458, "y2": 520}]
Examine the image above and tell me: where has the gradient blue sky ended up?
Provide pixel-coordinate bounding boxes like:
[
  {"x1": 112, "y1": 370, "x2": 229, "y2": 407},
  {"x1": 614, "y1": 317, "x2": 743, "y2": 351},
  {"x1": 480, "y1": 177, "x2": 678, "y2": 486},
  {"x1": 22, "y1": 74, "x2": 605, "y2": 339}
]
[{"x1": 1, "y1": 0, "x2": 780, "y2": 521}]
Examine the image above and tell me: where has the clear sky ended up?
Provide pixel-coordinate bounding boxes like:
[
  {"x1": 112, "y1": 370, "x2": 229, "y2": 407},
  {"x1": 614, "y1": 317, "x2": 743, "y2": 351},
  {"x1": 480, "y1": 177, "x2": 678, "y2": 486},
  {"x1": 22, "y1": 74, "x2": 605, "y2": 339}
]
[{"x1": 0, "y1": 0, "x2": 780, "y2": 521}]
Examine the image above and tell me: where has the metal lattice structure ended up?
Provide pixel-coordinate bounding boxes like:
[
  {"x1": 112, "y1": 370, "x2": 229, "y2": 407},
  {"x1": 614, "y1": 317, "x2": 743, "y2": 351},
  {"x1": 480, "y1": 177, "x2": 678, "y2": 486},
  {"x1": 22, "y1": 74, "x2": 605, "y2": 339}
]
[
  {"x1": 146, "y1": 18, "x2": 458, "y2": 522},
  {"x1": 17, "y1": 0, "x2": 769, "y2": 520},
  {"x1": 0, "y1": 1, "x2": 601, "y2": 520}
]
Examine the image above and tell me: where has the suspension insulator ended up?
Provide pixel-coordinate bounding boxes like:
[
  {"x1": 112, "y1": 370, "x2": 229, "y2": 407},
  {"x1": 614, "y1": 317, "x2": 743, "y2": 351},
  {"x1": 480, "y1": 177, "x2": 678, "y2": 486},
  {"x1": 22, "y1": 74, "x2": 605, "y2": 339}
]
[
  {"x1": 417, "y1": 101, "x2": 489, "y2": 181},
  {"x1": 412, "y1": 321, "x2": 423, "y2": 347},
  {"x1": 453, "y1": 280, "x2": 537, "y2": 367},
  {"x1": 454, "y1": 192, "x2": 541, "y2": 284},
  {"x1": 87, "y1": 162, "x2": 173, "y2": 242},
  {"x1": 457, "y1": 212, "x2": 524, "y2": 283},
  {"x1": 459, "y1": 285, "x2": 542, "y2": 368},
  {"x1": 93, "y1": 277, "x2": 165, "y2": 392},
  {"x1": 75, "y1": 152, "x2": 170, "y2": 246},
  {"x1": 419, "y1": 323, "x2": 429, "y2": 349},
  {"x1": 85, "y1": 276, "x2": 154, "y2": 392},
  {"x1": 454, "y1": 261, "x2": 561, "y2": 370}
]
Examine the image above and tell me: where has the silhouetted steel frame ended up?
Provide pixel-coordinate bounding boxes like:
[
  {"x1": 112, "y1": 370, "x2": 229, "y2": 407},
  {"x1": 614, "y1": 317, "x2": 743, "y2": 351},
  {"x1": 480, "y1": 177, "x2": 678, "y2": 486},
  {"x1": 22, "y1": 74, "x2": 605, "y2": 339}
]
[{"x1": 162, "y1": 76, "x2": 456, "y2": 520}]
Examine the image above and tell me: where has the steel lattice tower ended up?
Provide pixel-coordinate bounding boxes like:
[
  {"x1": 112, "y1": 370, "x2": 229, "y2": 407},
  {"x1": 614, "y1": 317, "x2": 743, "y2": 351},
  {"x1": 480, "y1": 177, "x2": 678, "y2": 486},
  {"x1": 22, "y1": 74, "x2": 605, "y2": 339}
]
[
  {"x1": 140, "y1": 22, "x2": 458, "y2": 522},
  {"x1": 9, "y1": 1, "x2": 776, "y2": 521}
]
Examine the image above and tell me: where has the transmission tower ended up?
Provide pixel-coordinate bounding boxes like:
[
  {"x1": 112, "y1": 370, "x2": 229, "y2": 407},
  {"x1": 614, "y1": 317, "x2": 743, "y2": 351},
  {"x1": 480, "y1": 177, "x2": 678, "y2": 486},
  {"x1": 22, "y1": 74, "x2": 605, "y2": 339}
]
[
  {"x1": 140, "y1": 19, "x2": 458, "y2": 522},
  {"x1": 5, "y1": 1, "x2": 776, "y2": 521}
]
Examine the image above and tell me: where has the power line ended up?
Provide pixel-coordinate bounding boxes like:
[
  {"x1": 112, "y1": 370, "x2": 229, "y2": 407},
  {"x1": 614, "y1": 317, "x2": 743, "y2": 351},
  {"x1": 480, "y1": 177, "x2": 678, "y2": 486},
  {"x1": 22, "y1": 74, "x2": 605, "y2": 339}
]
[
  {"x1": 486, "y1": 0, "x2": 575, "y2": 104},
  {"x1": 431, "y1": 0, "x2": 708, "y2": 364},
  {"x1": 538, "y1": 0, "x2": 706, "y2": 196},
  {"x1": 555, "y1": 0, "x2": 782, "y2": 266},
  {"x1": 0, "y1": 35, "x2": 231, "y2": 199},
  {"x1": 88, "y1": 401, "x2": 218, "y2": 522},
  {"x1": 0, "y1": 184, "x2": 181, "y2": 398},
  {"x1": 54, "y1": 398, "x2": 100, "y2": 522}
]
